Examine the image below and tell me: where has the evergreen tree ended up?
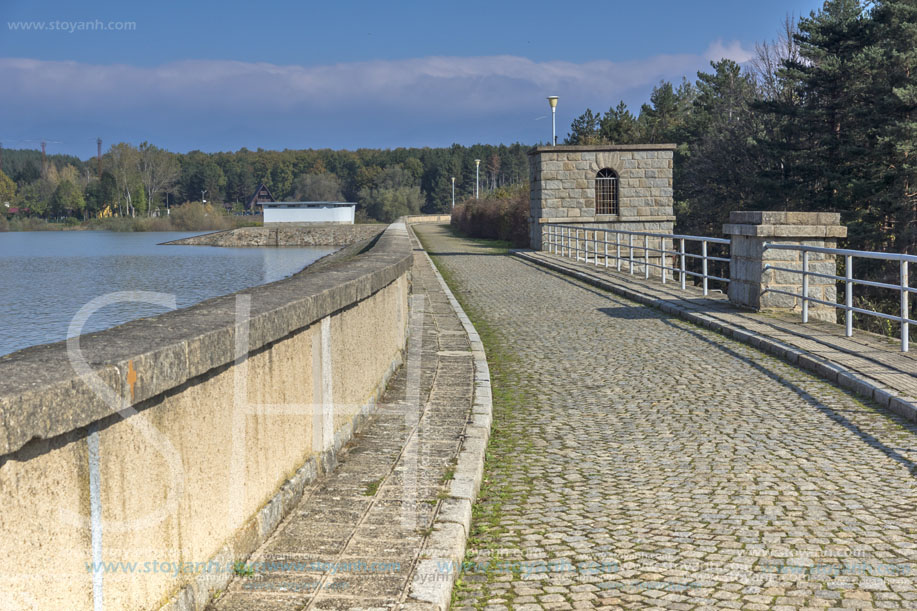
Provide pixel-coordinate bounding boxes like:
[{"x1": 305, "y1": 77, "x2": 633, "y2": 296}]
[
  {"x1": 565, "y1": 109, "x2": 600, "y2": 144},
  {"x1": 598, "y1": 102, "x2": 640, "y2": 144}
]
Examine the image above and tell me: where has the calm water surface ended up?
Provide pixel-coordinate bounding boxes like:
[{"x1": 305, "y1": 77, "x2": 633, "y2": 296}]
[{"x1": 0, "y1": 231, "x2": 337, "y2": 356}]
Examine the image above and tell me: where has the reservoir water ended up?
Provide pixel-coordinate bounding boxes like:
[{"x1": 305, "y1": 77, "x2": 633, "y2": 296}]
[{"x1": 0, "y1": 231, "x2": 336, "y2": 357}]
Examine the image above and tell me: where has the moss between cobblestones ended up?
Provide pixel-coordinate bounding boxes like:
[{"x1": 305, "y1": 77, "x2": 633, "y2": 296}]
[{"x1": 417, "y1": 228, "x2": 536, "y2": 610}]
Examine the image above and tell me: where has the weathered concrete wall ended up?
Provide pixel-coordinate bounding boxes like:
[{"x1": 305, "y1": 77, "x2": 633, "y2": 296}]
[
  {"x1": 403, "y1": 214, "x2": 451, "y2": 224},
  {"x1": 162, "y1": 224, "x2": 386, "y2": 247},
  {"x1": 0, "y1": 223, "x2": 413, "y2": 611},
  {"x1": 529, "y1": 144, "x2": 676, "y2": 249}
]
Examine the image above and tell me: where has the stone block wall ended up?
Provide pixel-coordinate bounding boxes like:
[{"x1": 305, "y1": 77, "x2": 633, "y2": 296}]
[
  {"x1": 529, "y1": 144, "x2": 676, "y2": 250},
  {"x1": 724, "y1": 212, "x2": 847, "y2": 322}
]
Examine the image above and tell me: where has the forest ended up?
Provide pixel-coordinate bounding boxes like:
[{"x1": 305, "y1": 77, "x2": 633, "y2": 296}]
[
  {"x1": 564, "y1": 0, "x2": 916, "y2": 255},
  {"x1": 0, "y1": 142, "x2": 529, "y2": 225}
]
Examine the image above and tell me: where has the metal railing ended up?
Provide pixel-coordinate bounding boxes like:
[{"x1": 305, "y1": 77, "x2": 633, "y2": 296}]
[
  {"x1": 542, "y1": 224, "x2": 730, "y2": 296},
  {"x1": 764, "y1": 243, "x2": 917, "y2": 352}
]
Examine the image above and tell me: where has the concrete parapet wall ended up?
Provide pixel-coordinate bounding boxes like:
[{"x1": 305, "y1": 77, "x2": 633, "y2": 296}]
[
  {"x1": 162, "y1": 224, "x2": 387, "y2": 247},
  {"x1": 0, "y1": 223, "x2": 413, "y2": 610},
  {"x1": 403, "y1": 214, "x2": 452, "y2": 224}
]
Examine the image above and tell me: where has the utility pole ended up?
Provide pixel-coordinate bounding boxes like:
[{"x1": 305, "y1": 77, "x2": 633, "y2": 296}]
[
  {"x1": 41, "y1": 141, "x2": 47, "y2": 177},
  {"x1": 451, "y1": 176, "x2": 455, "y2": 209},
  {"x1": 97, "y1": 138, "x2": 102, "y2": 178}
]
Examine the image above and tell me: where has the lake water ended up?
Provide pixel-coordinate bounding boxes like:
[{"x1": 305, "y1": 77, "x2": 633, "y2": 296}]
[{"x1": 0, "y1": 231, "x2": 337, "y2": 357}]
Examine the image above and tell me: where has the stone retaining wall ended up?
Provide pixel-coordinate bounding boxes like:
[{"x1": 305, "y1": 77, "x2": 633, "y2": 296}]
[
  {"x1": 162, "y1": 224, "x2": 387, "y2": 247},
  {"x1": 0, "y1": 223, "x2": 413, "y2": 610}
]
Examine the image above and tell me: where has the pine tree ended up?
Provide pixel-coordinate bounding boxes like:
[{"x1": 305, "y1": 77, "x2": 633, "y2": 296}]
[{"x1": 868, "y1": 0, "x2": 917, "y2": 252}]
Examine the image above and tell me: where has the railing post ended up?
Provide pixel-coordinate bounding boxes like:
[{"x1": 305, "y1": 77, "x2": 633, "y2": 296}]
[
  {"x1": 702, "y1": 240, "x2": 708, "y2": 296},
  {"x1": 902, "y1": 260, "x2": 909, "y2": 352},
  {"x1": 679, "y1": 238, "x2": 686, "y2": 291},
  {"x1": 604, "y1": 232, "x2": 608, "y2": 268},
  {"x1": 802, "y1": 250, "x2": 809, "y2": 324},
  {"x1": 629, "y1": 234, "x2": 634, "y2": 275},
  {"x1": 845, "y1": 255, "x2": 853, "y2": 337},
  {"x1": 644, "y1": 235, "x2": 650, "y2": 279},
  {"x1": 594, "y1": 231, "x2": 599, "y2": 267},
  {"x1": 616, "y1": 233, "x2": 621, "y2": 272},
  {"x1": 661, "y1": 237, "x2": 667, "y2": 284}
]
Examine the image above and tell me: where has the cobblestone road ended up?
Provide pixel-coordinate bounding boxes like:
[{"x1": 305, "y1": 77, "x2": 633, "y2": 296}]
[{"x1": 414, "y1": 225, "x2": 917, "y2": 611}]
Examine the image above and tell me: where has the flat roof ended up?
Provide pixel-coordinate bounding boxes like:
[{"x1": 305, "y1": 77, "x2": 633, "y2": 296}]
[
  {"x1": 262, "y1": 201, "x2": 356, "y2": 207},
  {"x1": 529, "y1": 144, "x2": 677, "y2": 155}
]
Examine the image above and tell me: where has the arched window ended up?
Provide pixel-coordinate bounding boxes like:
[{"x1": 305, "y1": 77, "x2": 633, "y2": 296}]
[{"x1": 595, "y1": 168, "x2": 619, "y2": 215}]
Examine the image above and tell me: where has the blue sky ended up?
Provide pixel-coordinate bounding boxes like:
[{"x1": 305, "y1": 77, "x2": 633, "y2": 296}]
[{"x1": 1, "y1": 0, "x2": 825, "y2": 159}]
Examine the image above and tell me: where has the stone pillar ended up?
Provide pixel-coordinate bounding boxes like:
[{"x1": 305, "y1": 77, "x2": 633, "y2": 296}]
[{"x1": 723, "y1": 211, "x2": 847, "y2": 323}]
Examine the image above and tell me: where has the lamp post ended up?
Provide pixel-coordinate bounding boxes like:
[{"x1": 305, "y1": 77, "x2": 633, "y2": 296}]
[
  {"x1": 201, "y1": 189, "x2": 207, "y2": 204},
  {"x1": 547, "y1": 96, "x2": 558, "y2": 146},
  {"x1": 474, "y1": 159, "x2": 480, "y2": 199},
  {"x1": 451, "y1": 176, "x2": 455, "y2": 209}
]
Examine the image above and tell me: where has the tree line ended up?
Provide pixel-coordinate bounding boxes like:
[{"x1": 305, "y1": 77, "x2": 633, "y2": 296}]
[
  {"x1": 0, "y1": 143, "x2": 530, "y2": 223},
  {"x1": 565, "y1": 0, "x2": 916, "y2": 255}
]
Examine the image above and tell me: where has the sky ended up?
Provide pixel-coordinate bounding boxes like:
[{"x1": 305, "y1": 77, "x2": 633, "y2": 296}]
[{"x1": 0, "y1": 0, "x2": 826, "y2": 159}]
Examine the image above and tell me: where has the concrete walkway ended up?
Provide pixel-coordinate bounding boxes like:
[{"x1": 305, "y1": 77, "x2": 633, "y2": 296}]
[
  {"x1": 414, "y1": 224, "x2": 917, "y2": 610},
  {"x1": 208, "y1": 234, "x2": 486, "y2": 610}
]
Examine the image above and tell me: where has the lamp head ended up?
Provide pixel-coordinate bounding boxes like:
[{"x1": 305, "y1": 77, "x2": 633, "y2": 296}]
[{"x1": 547, "y1": 96, "x2": 559, "y2": 109}]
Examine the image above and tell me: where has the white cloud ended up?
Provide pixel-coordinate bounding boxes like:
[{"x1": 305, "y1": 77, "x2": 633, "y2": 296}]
[
  {"x1": 0, "y1": 44, "x2": 753, "y2": 116},
  {"x1": 703, "y1": 39, "x2": 755, "y2": 64},
  {"x1": 0, "y1": 42, "x2": 758, "y2": 151}
]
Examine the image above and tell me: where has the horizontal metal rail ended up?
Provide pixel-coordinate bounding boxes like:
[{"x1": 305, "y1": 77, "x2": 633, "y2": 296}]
[
  {"x1": 542, "y1": 224, "x2": 730, "y2": 296},
  {"x1": 763, "y1": 242, "x2": 914, "y2": 352}
]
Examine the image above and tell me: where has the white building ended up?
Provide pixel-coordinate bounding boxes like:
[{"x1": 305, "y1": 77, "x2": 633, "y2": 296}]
[{"x1": 262, "y1": 202, "x2": 356, "y2": 225}]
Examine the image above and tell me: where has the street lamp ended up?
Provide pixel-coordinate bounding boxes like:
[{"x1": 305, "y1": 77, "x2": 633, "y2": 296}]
[
  {"x1": 201, "y1": 189, "x2": 207, "y2": 204},
  {"x1": 547, "y1": 96, "x2": 558, "y2": 146},
  {"x1": 451, "y1": 176, "x2": 455, "y2": 209},
  {"x1": 474, "y1": 159, "x2": 480, "y2": 199}
]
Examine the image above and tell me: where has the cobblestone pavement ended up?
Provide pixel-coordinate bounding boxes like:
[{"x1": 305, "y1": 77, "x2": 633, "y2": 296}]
[
  {"x1": 413, "y1": 224, "x2": 917, "y2": 611},
  {"x1": 209, "y1": 244, "x2": 474, "y2": 610},
  {"x1": 518, "y1": 249, "x2": 917, "y2": 408}
]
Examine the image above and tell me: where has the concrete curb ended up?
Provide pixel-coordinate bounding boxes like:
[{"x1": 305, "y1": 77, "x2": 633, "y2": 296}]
[
  {"x1": 406, "y1": 227, "x2": 493, "y2": 610},
  {"x1": 513, "y1": 250, "x2": 917, "y2": 423}
]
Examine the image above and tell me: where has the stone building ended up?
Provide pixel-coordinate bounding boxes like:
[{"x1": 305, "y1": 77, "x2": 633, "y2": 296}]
[{"x1": 528, "y1": 144, "x2": 676, "y2": 250}]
